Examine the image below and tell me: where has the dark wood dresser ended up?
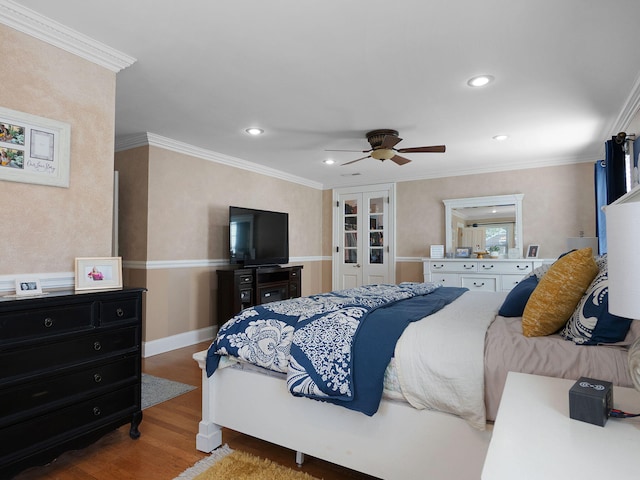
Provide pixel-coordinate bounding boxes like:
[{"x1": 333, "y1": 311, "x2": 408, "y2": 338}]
[{"x1": 0, "y1": 287, "x2": 145, "y2": 478}]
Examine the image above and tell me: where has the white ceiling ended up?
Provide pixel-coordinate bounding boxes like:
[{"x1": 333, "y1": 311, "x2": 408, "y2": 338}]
[{"x1": 9, "y1": 0, "x2": 640, "y2": 188}]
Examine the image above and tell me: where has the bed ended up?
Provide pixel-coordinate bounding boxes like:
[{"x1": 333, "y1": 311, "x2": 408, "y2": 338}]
[{"x1": 193, "y1": 249, "x2": 637, "y2": 480}]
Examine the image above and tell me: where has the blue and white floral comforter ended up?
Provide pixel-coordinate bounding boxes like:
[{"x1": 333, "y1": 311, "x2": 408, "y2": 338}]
[{"x1": 206, "y1": 282, "x2": 467, "y2": 415}]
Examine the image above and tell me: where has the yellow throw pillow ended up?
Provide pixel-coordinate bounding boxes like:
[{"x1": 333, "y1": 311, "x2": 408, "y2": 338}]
[{"x1": 522, "y1": 248, "x2": 599, "y2": 337}]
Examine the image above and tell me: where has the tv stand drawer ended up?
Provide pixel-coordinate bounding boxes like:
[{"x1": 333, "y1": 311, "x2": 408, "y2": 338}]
[{"x1": 216, "y1": 265, "x2": 303, "y2": 322}]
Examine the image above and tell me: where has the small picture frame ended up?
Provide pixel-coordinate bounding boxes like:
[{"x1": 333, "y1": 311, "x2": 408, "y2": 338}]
[
  {"x1": 526, "y1": 245, "x2": 540, "y2": 258},
  {"x1": 75, "y1": 257, "x2": 123, "y2": 291},
  {"x1": 15, "y1": 278, "x2": 43, "y2": 296},
  {"x1": 455, "y1": 247, "x2": 472, "y2": 258},
  {"x1": 430, "y1": 244, "x2": 445, "y2": 259}
]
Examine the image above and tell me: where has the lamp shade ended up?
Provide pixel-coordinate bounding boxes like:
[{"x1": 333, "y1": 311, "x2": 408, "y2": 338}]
[
  {"x1": 606, "y1": 202, "x2": 640, "y2": 319},
  {"x1": 566, "y1": 236, "x2": 598, "y2": 252}
]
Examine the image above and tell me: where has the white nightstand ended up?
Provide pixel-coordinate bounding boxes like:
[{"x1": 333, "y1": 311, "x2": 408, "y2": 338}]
[{"x1": 482, "y1": 372, "x2": 640, "y2": 480}]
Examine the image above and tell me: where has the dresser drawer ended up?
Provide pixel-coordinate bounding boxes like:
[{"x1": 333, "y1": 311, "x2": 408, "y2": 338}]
[
  {"x1": 477, "y1": 261, "x2": 532, "y2": 275},
  {"x1": 502, "y1": 274, "x2": 526, "y2": 291},
  {"x1": 461, "y1": 275, "x2": 498, "y2": 292},
  {"x1": 0, "y1": 303, "x2": 95, "y2": 344},
  {"x1": 0, "y1": 355, "x2": 138, "y2": 426},
  {"x1": 430, "y1": 261, "x2": 477, "y2": 273},
  {"x1": 429, "y1": 273, "x2": 459, "y2": 287},
  {"x1": 100, "y1": 296, "x2": 140, "y2": 325},
  {"x1": 0, "y1": 326, "x2": 139, "y2": 383},
  {"x1": 0, "y1": 385, "x2": 137, "y2": 459}
]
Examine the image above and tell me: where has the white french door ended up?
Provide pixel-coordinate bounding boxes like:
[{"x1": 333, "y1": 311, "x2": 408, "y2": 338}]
[{"x1": 333, "y1": 184, "x2": 395, "y2": 290}]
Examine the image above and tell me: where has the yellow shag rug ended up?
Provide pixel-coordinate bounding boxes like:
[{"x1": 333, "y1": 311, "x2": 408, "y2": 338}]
[{"x1": 174, "y1": 444, "x2": 320, "y2": 480}]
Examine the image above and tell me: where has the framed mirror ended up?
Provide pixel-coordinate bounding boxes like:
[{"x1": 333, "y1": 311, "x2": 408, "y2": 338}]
[{"x1": 444, "y1": 194, "x2": 524, "y2": 258}]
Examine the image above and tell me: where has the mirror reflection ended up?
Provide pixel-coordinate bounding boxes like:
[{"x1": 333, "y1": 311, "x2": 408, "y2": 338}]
[{"x1": 444, "y1": 194, "x2": 524, "y2": 258}]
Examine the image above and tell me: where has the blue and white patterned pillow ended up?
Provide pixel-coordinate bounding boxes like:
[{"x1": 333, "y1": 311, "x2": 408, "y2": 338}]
[{"x1": 561, "y1": 255, "x2": 633, "y2": 345}]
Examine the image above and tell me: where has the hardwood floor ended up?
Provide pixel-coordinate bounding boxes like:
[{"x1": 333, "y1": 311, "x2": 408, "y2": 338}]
[{"x1": 12, "y1": 342, "x2": 379, "y2": 480}]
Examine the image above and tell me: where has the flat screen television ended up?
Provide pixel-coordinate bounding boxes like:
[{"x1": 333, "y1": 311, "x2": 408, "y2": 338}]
[{"x1": 229, "y1": 206, "x2": 289, "y2": 267}]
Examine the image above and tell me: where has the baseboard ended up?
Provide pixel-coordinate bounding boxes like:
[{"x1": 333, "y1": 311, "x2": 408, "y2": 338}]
[{"x1": 143, "y1": 326, "x2": 216, "y2": 358}]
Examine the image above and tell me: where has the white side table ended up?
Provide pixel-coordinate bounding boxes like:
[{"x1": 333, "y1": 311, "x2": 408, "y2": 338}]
[{"x1": 482, "y1": 372, "x2": 640, "y2": 480}]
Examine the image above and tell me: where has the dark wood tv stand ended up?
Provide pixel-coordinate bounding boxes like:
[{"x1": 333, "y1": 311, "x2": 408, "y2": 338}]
[{"x1": 216, "y1": 265, "x2": 303, "y2": 324}]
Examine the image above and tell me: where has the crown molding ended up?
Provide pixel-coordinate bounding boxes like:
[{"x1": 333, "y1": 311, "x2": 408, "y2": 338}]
[
  {"x1": 610, "y1": 71, "x2": 640, "y2": 134},
  {"x1": 0, "y1": 0, "x2": 135, "y2": 72},
  {"x1": 115, "y1": 132, "x2": 324, "y2": 190}
]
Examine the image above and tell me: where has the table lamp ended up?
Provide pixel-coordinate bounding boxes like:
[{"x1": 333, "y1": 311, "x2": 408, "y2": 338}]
[
  {"x1": 606, "y1": 201, "x2": 640, "y2": 393},
  {"x1": 566, "y1": 236, "x2": 599, "y2": 253}
]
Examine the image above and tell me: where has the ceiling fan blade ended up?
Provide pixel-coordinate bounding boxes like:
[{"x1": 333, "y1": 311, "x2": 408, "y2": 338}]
[
  {"x1": 325, "y1": 149, "x2": 372, "y2": 153},
  {"x1": 380, "y1": 135, "x2": 402, "y2": 149},
  {"x1": 397, "y1": 145, "x2": 446, "y2": 153},
  {"x1": 341, "y1": 155, "x2": 371, "y2": 166},
  {"x1": 390, "y1": 155, "x2": 411, "y2": 165}
]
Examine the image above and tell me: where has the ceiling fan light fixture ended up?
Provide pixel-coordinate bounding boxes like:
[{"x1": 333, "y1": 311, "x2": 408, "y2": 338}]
[
  {"x1": 245, "y1": 127, "x2": 264, "y2": 136},
  {"x1": 467, "y1": 75, "x2": 494, "y2": 87},
  {"x1": 370, "y1": 149, "x2": 396, "y2": 160}
]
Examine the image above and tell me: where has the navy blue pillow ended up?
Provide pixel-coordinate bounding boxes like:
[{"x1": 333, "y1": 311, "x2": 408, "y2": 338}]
[
  {"x1": 498, "y1": 275, "x2": 539, "y2": 317},
  {"x1": 561, "y1": 267, "x2": 633, "y2": 345}
]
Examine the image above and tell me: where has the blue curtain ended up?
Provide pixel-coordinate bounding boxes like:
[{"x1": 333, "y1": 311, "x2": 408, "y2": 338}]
[
  {"x1": 634, "y1": 136, "x2": 640, "y2": 188},
  {"x1": 596, "y1": 138, "x2": 629, "y2": 255},
  {"x1": 595, "y1": 160, "x2": 607, "y2": 254},
  {"x1": 605, "y1": 139, "x2": 627, "y2": 204}
]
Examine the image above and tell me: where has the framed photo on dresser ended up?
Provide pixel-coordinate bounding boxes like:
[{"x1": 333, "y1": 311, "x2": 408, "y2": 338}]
[
  {"x1": 75, "y1": 257, "x2": 123, "y2": 291},
  {"x1": 526, "y1": 244, "x2": 540, "y2": 258}
]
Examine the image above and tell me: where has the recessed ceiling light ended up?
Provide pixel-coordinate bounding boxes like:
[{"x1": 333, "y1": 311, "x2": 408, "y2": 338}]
[
  {"x1": 245, "y1": 127, "x2": 264, "y2": 135},
  {"x1": 323, "y1": 159, "x2": 335, "y2": 165},
  {"x1": 493, "y1": 134, "x2": 509, "y2": 141},
  {"x1": 467, "y1": 75, "x2": 494, "y2": 87}
]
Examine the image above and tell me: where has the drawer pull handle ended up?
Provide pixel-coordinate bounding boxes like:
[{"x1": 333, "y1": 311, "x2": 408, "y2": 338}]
[
  {"x1": 432, "y1": 264, "x2": 444, "y2": 269},
  {"x1": 482, "y1": 265, "x2": 494, "y2": 270},
  {"x1": 473, "y1": 282, "x2": 485, "y2": 287},
  {"x1": 116, "y1": 308, "x2": 124, "y2": 317},
  {"x1": 94, "y1": 374, "x2": 102, "y2": 383},
  {"x1": 43, "y1": 317, "x2": 53, "y2": 328},
  {"x1": 464, "y1": 265, "x2": 474, "y2": 270},
  {"x1": 93, "y1": 341, "x2": 102, "y2": 351},
  {"x1": 93, "y1": 407, "x2": 102, "y2": 416},
  {"x1": 516, "y1": 265, "x2": 529, "y2": 270}
]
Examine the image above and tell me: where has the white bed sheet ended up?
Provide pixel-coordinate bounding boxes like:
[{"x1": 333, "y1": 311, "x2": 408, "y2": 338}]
[{"x1": 395, "y1": 291, "x2": 507, "y2": 429}]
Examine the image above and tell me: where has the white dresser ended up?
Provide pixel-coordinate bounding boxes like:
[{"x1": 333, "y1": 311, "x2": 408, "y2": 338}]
[{"x1": 423, "y1": 258, "x2": 546, "y2": 292}]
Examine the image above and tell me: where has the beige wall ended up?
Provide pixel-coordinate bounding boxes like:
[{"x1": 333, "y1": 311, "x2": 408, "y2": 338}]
[
  {"x1": 396, "y1": 162, "x2": 595, "y2": 261},
  {"x1": 0, "y1": 25, "x2": 116, "y2": 276},
  {"x1": 116, "y1": 145, "x2": 325, "y2": 343}
]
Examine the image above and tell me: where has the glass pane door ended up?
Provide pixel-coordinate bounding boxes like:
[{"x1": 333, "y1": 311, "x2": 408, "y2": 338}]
[
  {"x1": 369, "y1": 197, "x2": 384, "y2": 264},
  {"x1": 344, "y1": 198, "x2": 358, "y2": 264}
]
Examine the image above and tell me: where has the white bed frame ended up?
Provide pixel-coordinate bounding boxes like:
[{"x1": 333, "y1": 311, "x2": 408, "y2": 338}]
[{"x1": 193, "y1": 351, "x2": 492, "y2": 480}]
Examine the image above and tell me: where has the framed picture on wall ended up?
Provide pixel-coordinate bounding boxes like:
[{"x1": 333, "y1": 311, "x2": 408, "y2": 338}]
[
  {"x1": 526, "y1": 245, "x2": 540, "y2": 258},
  {"x1": 0, "y1": 106, "x2": 70, "y2": 188},
  {"x1": 75, "y1": 257, "x2": 123, "y2": 291}
]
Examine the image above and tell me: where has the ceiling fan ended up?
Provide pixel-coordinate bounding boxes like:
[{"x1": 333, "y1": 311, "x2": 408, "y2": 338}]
[{"x1": 327, "y1": 129, "x2": 446, "y2": 166}]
